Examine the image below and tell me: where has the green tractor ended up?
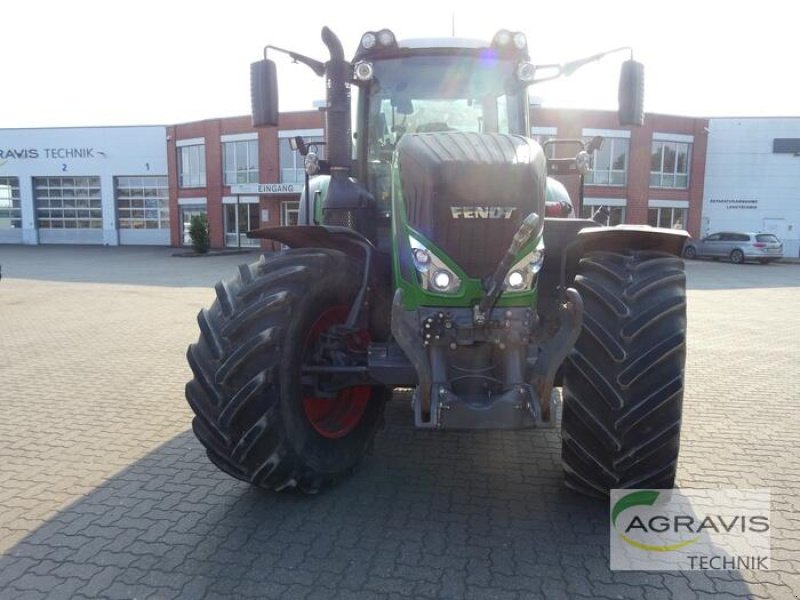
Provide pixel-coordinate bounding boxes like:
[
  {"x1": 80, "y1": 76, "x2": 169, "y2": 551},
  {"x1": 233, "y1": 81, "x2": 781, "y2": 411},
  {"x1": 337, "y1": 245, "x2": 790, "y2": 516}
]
[{"x1": 185, "y1": 27, "x2": 689, "y2": 497}]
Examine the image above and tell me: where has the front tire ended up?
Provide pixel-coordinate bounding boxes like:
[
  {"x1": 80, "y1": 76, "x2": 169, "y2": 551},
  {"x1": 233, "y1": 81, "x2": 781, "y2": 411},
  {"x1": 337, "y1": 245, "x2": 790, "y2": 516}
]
[
  {"x1": 561, "y1": 251, "x2": 686, "y2": 497},
  {"x1": 730, "y1": 249, "x2": 745, "y2": 264},
  {"x1": 185, "y1": 249, "x2": 388, "y2": 493}
]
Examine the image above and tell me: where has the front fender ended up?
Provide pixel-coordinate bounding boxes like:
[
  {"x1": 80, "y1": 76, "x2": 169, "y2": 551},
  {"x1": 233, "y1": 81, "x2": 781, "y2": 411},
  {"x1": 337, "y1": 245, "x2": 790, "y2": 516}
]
[
  {"x1": 247, "y1": 224, "x2": 374, "y2": 259},
  {"x1": 577, "y1": 225, "x2": 689, "y2": 257},
  {"x1": 538, "y1": 221, "x2": 689, "y2": 329}
]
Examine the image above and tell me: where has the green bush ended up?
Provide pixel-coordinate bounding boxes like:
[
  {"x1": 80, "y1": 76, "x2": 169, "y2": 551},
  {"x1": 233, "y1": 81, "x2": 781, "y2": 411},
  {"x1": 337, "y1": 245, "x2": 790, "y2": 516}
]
[{"x1": 189, "y1": 214, "x2": 210, "y2": 254}]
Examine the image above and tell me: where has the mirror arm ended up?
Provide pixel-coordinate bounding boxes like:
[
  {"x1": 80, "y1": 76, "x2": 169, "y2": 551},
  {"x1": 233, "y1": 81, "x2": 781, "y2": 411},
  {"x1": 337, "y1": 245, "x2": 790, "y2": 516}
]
[
  {"x1": 530, "y1": 64, "x2": 564, "y2": 84},
  {"x1": 532, "y1": 47, "x2": 634, "y2": 83},
  {"x1": 264, "y1": 45, "x2": 326, "y2": 77}
]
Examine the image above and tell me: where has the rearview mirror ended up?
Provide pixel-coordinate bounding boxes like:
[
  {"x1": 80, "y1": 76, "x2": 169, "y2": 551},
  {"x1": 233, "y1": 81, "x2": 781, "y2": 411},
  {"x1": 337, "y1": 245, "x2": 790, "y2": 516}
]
[
  {"x1": 251, "y1": 59, "x2": 279, "y2": 128},
  {"x1": 618, "y1": 60, "x2": 644, "y2": 127}
]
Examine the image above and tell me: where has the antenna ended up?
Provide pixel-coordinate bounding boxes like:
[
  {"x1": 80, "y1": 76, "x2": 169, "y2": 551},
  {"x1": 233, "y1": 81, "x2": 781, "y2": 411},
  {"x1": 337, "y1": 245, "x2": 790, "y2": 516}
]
[{"x1": 452, "y1": 13, "x2": 455, "y2": 37}]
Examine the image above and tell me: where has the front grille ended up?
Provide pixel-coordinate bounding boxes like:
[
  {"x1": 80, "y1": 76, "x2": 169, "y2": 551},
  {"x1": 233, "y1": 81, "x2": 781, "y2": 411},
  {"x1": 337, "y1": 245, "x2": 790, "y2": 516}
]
[
  {"x1": 323, "y1": 208, "x2": 356, "y2": 228},
  {"x1": 397, "y1": 132, "x2": 546, "y2": 278}
]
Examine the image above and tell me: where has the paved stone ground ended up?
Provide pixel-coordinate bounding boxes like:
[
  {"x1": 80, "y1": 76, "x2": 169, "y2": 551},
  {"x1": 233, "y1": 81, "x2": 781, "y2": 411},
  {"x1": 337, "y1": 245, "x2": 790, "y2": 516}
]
[{"x1": 0, "y1": 245, "x2": 798, "y2": 599}]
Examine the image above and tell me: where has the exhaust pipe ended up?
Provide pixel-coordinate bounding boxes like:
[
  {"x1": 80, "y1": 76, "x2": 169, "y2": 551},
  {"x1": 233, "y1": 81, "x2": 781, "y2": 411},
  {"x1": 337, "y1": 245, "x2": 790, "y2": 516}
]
[{"x1": 321, "y1": 27, "x2": 352, "y2": 172}]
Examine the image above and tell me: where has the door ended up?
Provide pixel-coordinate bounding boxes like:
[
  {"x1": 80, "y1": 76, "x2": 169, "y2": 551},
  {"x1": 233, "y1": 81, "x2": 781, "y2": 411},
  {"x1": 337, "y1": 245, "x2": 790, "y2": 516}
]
[
  {"x1": 281, "y1": 201, "x2": 300, "y2": 226},
  {"x1": 699, "y1": 233, "x2": 722, "y2": 257},
  {"x1": 181, "y1": 205, "x2": 207, "y2": 246},
  {"x1": 224, "y1": 202, "x2": 261, "y2": 248},
  {"x1": 717, "y1": 233, "x2": 737, "y2": 257},
  {"x1": 763, "y1": 218, "x2": 783, "y2": 237}
]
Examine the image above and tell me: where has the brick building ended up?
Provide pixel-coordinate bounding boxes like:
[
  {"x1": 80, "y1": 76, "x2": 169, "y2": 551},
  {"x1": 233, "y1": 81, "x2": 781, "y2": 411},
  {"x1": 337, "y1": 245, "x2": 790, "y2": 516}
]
[
  {"x1": 531, "y1": 108, "x2": 708, "y2": 238},
  {"x1": 166, "y1": 111, "x2": 324, "y2": 250},
  {"x1": 166, "y1": 107, "x2": 708, "y2": 250},
  {"x1": 0, "y1": 108, "x2": 707, "y2": 249}
]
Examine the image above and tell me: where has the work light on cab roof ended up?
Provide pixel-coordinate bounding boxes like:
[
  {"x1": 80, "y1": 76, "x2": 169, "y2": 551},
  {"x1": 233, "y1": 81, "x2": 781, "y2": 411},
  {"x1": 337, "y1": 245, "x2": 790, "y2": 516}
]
[
  {"x1": 491, "y1": 29, "x2": 528, "y2": 52},
  {"x1": 360, "y1": 29, "x2": 397, "y2": 51}
]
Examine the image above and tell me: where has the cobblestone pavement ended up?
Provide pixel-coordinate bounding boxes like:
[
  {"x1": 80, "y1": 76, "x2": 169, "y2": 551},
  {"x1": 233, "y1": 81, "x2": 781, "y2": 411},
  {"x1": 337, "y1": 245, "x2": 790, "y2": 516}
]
[{"x1": 1, "y1": 246, "x2": 798, "y2": 599}]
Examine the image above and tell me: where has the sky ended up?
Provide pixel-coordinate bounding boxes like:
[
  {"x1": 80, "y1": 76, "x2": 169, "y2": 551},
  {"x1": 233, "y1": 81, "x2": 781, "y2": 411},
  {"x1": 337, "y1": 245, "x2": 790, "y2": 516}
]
[{"x1": 2, "y1": 0, "x2": 798, "y2": 128}]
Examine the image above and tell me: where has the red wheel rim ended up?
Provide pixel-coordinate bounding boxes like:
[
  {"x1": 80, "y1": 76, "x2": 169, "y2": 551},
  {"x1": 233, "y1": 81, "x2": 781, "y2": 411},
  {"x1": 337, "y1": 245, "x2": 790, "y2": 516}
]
[{"x1": 302, "y1": 306, "x2": 371, "y2": 439}]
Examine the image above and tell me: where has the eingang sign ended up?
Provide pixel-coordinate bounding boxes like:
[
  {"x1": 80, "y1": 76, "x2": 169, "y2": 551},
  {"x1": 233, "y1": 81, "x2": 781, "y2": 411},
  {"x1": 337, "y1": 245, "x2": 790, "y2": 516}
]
[{"x1": 229, "y1": 183, "x2": 299, "y2": 195}]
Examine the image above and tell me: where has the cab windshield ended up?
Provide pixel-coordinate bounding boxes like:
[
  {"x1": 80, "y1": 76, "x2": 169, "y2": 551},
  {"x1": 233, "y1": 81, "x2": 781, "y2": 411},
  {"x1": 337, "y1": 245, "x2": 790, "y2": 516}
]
[{"x1": 365, "y1": 53, "x2": 527, "y2": 201}]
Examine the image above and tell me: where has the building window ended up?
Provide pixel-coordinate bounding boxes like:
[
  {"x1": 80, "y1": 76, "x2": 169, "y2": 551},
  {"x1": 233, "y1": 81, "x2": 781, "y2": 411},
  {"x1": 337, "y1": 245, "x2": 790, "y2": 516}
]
[
  {"x1": 773, "y1": 138, "x2": 800, "y2": 153},
  {"x1": 531, "y1": 135, "x2": 559, "y2": 159},
  {"x1": 651, "y1": 141, "x2": 691, "y2": 188},
  {"x1": 531, "y1": 127, "x2": 558, "y2": 159},
  {"x1": 585, "y1": 137, "x2": 629, "y2": 186},
  {"x1": 116, "y1": 176, "x2": 169, "y2": 230},
  {"x1": 580, "y1": 204, "x2": 626, "y2": 226},
  {"x1": 178, "y1": 144, "x2": 206, "y2": 188},
  {"x1": 223, "y1": 139, "x2": 259, "y2": 185},
  {"x1": 648, "y1": 207, "x2": 687, "y2": 229},
  {"x1": 282, "y1": 200, "x2": 300, "y2": 226},
  {"x1": 279, "y1": 136, "x2": 324, "y2": 184},
  {"x1": 0, "y1": 177, "x2": 22, "y2": 229},
  {"x1": 33, "y1": 176, "x2": 102, "y2": 229}
]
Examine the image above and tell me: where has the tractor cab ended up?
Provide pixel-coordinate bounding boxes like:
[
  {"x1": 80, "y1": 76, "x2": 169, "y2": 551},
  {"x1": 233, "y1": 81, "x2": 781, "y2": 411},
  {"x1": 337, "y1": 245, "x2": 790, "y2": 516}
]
[{"x1": 352, "y1": 33, "x2": 533, "y2": 211}]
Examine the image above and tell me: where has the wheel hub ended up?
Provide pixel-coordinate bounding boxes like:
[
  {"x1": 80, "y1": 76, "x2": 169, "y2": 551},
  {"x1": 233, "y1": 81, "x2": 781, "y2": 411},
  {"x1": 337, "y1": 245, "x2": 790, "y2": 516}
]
[{"x1": 302, "y1": 306, "x2": 371, "y2": 439}]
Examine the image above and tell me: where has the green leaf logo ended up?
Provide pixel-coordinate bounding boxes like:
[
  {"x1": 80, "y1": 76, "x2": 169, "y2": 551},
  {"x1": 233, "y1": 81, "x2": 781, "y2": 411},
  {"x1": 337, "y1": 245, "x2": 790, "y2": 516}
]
[
  {"x1": 612, "y1": 490, "x2": 700, "y2": 552},
  {"x1": 612, "y1": 490, "x2": 660, "y2": 527}
]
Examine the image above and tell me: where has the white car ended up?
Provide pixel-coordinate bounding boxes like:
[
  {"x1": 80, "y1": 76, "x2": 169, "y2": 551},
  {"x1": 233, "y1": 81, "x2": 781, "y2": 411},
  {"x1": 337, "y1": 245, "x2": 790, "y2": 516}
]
[{"x1": 683, "y1": 232, "x2": 783, "y2": 264}]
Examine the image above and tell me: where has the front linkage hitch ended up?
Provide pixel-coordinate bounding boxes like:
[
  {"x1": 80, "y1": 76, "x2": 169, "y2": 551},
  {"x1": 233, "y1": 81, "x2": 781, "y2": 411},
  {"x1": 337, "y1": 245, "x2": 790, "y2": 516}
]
[{"x1": 392, "y1": 213, "x2": 584, "y2": 429}]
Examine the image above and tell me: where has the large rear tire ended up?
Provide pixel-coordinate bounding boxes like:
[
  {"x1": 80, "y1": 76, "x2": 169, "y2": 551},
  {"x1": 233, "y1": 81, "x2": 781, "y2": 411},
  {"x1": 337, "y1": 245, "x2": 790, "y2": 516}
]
[
  {"x1": 186, "y1": 249, "x2": 388, "y2": 493},
  {"x1": 561, "y1": 251, "x2": 686, "y2": 497}
]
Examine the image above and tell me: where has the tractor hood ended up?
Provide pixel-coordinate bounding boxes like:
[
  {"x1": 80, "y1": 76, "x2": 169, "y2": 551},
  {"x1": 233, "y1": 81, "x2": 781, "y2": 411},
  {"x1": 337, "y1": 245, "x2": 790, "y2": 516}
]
[{"x1": 396, "y1": 131, "x2": 546, "y2": 278}]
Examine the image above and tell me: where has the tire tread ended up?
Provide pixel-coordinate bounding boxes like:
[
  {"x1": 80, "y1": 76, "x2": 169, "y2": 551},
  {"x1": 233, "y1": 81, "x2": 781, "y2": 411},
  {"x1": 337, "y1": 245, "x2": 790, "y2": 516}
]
[
  {"x1": 562, "y1": 250, "x2": 686, "y2": 497},
  {"x1": 185, "y1": 249, "x2": 387, "y2": 493}
]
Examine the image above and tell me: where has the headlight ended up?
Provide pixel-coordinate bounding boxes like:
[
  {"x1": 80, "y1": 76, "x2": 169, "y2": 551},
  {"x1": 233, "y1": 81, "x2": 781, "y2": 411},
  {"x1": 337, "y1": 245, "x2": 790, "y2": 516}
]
[
  {"x1": 507, "y1": 270, "x2": 525, "y2": 289},
  {"x1": 377, "y1": 29, "x2": 396, "y2": 47},
  {"x1": 360, "y1": 30, "x2": 396, "y2": 51},
  {"x1": 304, "y1": 151, "x2": 319, "y2": 175},
  {"x1": 529, "y1": 249, "x2": 544, "y2": 272},
  {"x1": 517, "y1": 62, "x2": 536, "y2": 83},
  {"x1": 408, "y1": 235, "x2": 462, "y2": 294},
  {"x1": 504, "y1": 245, "x2": 545, "y2": 291},
  {"x1": 361, "y1": 32, "x2": 377, "y2": 49},
  {"x1": 412, "y1": 247, "x2": 431, "y2": 270},
  {"x1": 354, "y1": 61, "x2": 374, "y2": 81},
  {"x1": 432, "y1": 270, "x2": 453, "y2": 291},
  {"x1": 576, "y1": 150, "x2": 592, "y2": 175},
  {"x1": 493, "y1": 29, "x2": 512, "y2": 47},
  {"x1": 493, "y1": 30, "x2": 527, "y2": 52}
]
